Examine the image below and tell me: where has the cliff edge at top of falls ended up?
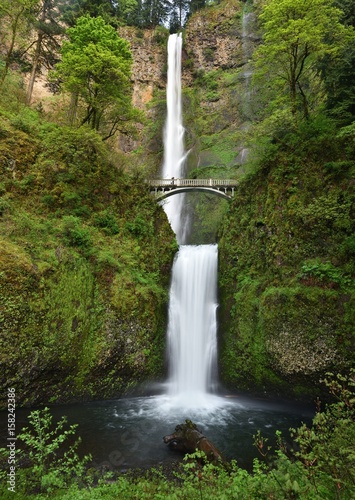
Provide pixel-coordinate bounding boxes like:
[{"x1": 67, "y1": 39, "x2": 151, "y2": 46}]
[{"x1": 119, "y1": 0, "x2": 258, "y2": 108}]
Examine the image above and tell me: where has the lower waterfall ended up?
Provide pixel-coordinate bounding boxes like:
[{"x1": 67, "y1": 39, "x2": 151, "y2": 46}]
[{"x1": 166, "y1": 244, "x2": 219, "y2": 408}]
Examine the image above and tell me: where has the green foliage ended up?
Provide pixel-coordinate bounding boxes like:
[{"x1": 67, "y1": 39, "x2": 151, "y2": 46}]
[
  {"x1": 195, "y1": 69, "x2": 220, "y2": 90},
  {"x1": 288, "y1": 371, "x2": 355, "y2": 498},
  {"x1": 52, "y1": 15, "x2": 139, "y2": 139},
  {"x1": 152, "y1": 25, "x2": 170, "y2": 46},
  {"x1": 0, "y1": 105, "x2": 176, "y2": 407},
  {"x1": 205, "y1": 90, "x2": 220, "y2": 102},
  {"x1": 321, "y1": 0, "x2": 355, "y2": 124},
  {"x1": 298, "y1": 260, "x2": 352, "y2": 288},
  {"x1": 218, "y1": 130, "x2": 355, "y2": 394},
  {"x1": 253, "y1": 0, "x2": 355, "y2": 120},
  {"x1": 125, "y1": 215, "x2": 152, "y2": 237},
  {"x1": 0, "y1": 0, "x2": 39, "y2": 86},
  {"x1": 248, "y1": 371, "x2": 355, "y2": 499},
  {"x1": 93, "y1": 210, "x2": 120, "y2": 235},
  {"x1": 0, "y1": 407, "x2": 91, "y2": 495},
  {"x1": 62, "y1": 215, "x2": 92, "y2": 249},
  {"x1": 9, "y1": 107, "x2": 41, "y2": 134},
  {"x1": 0, "y1": 195, "x2": 11, "y2": 215}
]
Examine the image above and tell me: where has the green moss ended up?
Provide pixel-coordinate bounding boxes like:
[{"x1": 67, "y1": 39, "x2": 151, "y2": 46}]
[
  {"x1": 0, "y1": 113, "x2": 176, "y2": 408},
  {"x1": 218, "y1": 130, "x2": 355, "y2": 398}
]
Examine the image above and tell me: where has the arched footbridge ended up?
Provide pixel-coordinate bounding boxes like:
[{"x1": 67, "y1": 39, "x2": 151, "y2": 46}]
[{"x1": 147, "y1": 178, "x2": 238, "y2": 200}]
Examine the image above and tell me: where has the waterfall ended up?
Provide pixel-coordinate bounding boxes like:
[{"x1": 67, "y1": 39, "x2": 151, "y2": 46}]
[
  {"x1": 162, "y1": 35, "x2": 220, "y2": 409},
  {"x1": 167, "y1": 245, "x2": 218, "y2": 407},
  {"x1": 162, "y1": 33, "x2": 188, "y2": 244},
  {"x1": 236, "y1": 7, "x2": 257, "y2": 164}
]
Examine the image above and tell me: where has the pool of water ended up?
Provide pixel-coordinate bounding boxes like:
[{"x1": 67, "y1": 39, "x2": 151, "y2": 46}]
[{"x1": 1, "y1": 391, "x2": 314, "y2": 472}]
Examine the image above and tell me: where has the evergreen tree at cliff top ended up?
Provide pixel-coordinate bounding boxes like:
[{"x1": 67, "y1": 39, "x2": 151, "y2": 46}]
[{"x1": 60, "y1": 0, "x2": 207, "y2": 30}]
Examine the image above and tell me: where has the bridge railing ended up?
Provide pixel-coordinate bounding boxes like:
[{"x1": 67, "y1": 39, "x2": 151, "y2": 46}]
[{"x1": 147, "y1": 178, "x2": 238, "y2": 187}]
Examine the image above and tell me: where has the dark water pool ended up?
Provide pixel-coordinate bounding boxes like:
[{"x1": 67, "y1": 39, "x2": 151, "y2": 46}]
[{"x1": 0, "y1": 390, "x2": 314, "y2": 471}]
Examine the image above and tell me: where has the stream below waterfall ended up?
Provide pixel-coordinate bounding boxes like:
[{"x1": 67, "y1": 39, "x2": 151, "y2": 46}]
[{"x1": 0, "y1": 393, "x2": 313, "y2": 471}]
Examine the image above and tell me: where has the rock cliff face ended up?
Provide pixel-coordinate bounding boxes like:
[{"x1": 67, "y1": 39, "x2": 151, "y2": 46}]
[
  {"x1": 218, "y1": 160, "x2": 355, "y2": 400},
  {"x1": 120, "y1": 0, "x2": 248, "y2": 108},
  {"x1": 119, "y1": 0, "x2": 256, "y2": 160},
  {"x1": 119, "y1": 27, "x2": 167, "y2": 108},
  {"x1": 184, "y1": 0, "x2": 244, "y2": 76}
]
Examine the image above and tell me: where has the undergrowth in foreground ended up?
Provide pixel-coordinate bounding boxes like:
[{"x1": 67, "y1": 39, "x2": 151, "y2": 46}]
[{"x1": 0, "y1": 371, "x2": 354, "y2": 499}]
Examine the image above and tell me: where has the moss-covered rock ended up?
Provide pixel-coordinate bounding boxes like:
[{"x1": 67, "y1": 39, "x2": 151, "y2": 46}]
[
  {"x1": 218, "y1": 156, "x2": 355, "y2": 399},
  {"x1": 0, "y1": 117, "x2": 177, "y2": 408}
]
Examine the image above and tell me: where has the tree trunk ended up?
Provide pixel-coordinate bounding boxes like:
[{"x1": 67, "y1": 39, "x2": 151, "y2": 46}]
[
  {"x1": 163, "y1": 419, "x2": 224, "y2": 463},
  {"x1": 0, "y1": 9, "x2": 24, "y2": 88},
  {"x1": 68, "y1": 92, "x2": 79, "y2": 125},
  {"x1": 26, "y1": 31, "x2": 43, "y2": 104}
]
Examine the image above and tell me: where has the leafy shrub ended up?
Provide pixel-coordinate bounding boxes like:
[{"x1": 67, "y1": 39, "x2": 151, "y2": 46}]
[
  {"x1": 93, "y1": 210, "x2": 119, "y2": 235},
  {"x1": 125, "y1": 216, "x2": 151, "y2": 237},
  {"x1": 152, "y1": 25, "x2": 169, "y2": 46},
  {"x1": 15, "y1": 174, "x2": 36, "y2": 193},
  {"x1": 205, "y1": 90, "x2": 220, "y2": 102},
  {"x1": 299, "y1": 260, "x2": 352, "y2": 288},
  {"x1": 342, "y1": 235, "x2": 355, "y2": 256},
  {"x1": 198, "y1": 70, "x2": 220, "y2": 90},
  {"x1": 252, "y1": 370, "x2": 355, "y2": 499},
  {"x1": 9, "y1": 108, "x2": 41, "y2": 135},
  {"x1": 62, "y1": 215, "x2": 92, "y2": 248},
  {"x1": 289, "y1": 371, "x2": 355, "y2": 497},
  {"x1": 0, "y1": 196, "x2": 11, "y2": 215},
  {"x1": 203, "y1": 47, "x2": 216, "y2": 62},
  {"x1": 0, "y1": 407, "x2": 91, "y2": 495},
  {"x1": 41, "y1": 194, "x2": 56, "y2": 207}
]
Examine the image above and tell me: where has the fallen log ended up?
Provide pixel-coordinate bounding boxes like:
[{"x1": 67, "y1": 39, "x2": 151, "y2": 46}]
[{"x1": 163, "y1": 419, "x2": 224, "y2": 463}]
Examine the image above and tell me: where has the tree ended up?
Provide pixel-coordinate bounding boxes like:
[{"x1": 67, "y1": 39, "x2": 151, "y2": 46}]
[
  {"x1": 25, "y1": 0, "x2": 64, "y2": 104},
  {"x1": 115, "y1": 0, "x2": 140, "y2": 26},
  {"x1": 61, "y1": 0, "x2": 116, "y2": 27},
  {"x1": 52, "y1": 15, "x2": 140, "y2": 139},
  {"x1": 140, "y1": 0, "x2": 171, "y2": 28},
  {"x1": 321, "y1": 0, "x2": 355, "y2": 123},
  {"x1": 0, "y1": 0, "x2": 39, "y2": 87},
  {"x1": 188, "y1": 0, "x2": 206, "y2": 15},
  {"x1": 169, "y1": 0, "x2": 190, "y2": 32},
  {"x1": 253, "y1": 0, "x2": 355, "y2": 120}
]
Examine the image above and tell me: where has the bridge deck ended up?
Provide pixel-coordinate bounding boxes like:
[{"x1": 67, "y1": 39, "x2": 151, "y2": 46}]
[
  {"x1": 148, "y1": 178, "x2": 238, "y2": 188},
  {"x1": 147, "y1": 178, "x2": 238, "y2": 200}
]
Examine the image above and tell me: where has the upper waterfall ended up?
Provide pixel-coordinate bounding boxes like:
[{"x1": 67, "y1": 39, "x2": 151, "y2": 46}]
[{"x1": 162, "y1": 33, "x2": 188, "y2": 243}]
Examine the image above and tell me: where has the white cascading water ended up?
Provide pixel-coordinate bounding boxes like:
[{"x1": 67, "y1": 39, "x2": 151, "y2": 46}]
[
  {"x1": 162, "y1": 35, "x2": 220, "y2": 409},
  {"x1": 161, "y1": 33, "x2": 188, "y2": 243},
  {"x1": 167, "y1": 245, "x2": 218, "y2": 407}
]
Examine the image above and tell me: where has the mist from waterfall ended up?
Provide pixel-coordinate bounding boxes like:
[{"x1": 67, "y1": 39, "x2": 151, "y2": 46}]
[{"x1": 161, "y1": 33, "x2": 188, "y2": 244}]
